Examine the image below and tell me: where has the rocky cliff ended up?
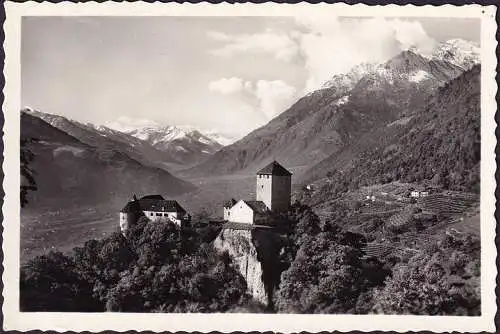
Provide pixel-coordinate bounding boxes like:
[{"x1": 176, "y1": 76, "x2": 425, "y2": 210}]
[
  {"x1": 213, "y1": 227, "x2": 283, "y2": 308},
  {"x1": 213, "y1": 229, "x2": 268, "y2": 305}
]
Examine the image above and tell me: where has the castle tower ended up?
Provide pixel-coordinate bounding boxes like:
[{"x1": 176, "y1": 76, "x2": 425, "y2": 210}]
[{"x1": 256, "y1": 161, "x2": 292, "y2": 213}]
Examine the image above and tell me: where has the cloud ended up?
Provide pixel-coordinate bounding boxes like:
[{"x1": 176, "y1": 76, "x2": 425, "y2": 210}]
[
  {"x1": 254, "y1": 80, "x2": 297, "y2": 119},
  {"x1": 208, "y1": 29, "x2": 299, "y2": 62},
  {"x1": 207, "y1": 17, "x2": 437, "y2": 119},
  {"x1": 209, "y1": 77, "x2": 296, "y2": 120},
  {"x1": 105, "y1": 116, "x2": 161, "y2": 132},
  {"x1": 208, "y1": 77, "x2": 252, "y2": 95},
  {"x1": 294, "y1": 16, "x2": 437, "y2": 91},
  {"x1": 209, "y1": 18, "x2": 437, "y2": 93}
]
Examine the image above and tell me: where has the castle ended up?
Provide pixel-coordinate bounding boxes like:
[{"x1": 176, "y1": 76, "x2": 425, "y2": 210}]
[
  {"x1": 119, "y1": 194, "x2": 189, "y2": 234},
  {"x1": 223, "y1": 160, "x2": 292, "y2": 224},
  {"x1": 118, "y1": 161, "x2": 292, "y2": 233}
]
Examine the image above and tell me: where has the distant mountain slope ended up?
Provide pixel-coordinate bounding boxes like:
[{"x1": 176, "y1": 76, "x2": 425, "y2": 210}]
[
  {"x1": 302, "y1": 65, "x2": 480, "y2": 202},
  {"x1": 24, "y1": 108, "x2": 183, "y2": 170},
  {"x1": 125, "y1": 125, "x2": 224, "y2": 166},
  {"x1": 185, "y1": 50, "x2": 465, "y2": 178},
  {"x1": 21, "y1": 112, "x2": 195, "y2": 211}
]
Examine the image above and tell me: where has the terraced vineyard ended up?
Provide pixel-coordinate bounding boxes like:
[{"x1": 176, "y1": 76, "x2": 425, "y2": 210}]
[
  {"x1": 361, "y1": 243, "x2": 396, "y2": 259},
  {"x1": 361, "y1": 242, "x2": 420, "y2": 260},
  {"x1": 387, "y1": 205, "x2": 417, "y2": 228},
  {"x1": 359, "y1": 201, "x2": 402, "y2": 217},
  {"x1": 420, "y1": 194, "x2": 477, "y2": 216}
]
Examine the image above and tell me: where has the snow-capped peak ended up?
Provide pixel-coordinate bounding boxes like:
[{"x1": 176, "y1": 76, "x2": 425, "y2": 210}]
[
  {"x1": 103, "y1": 115, "x2": 235, "y2": 147},
  {"x1": 431, "y1": 38, "x2": 480, "y2": 70},
  {"x1": 321, "y1": 62, "x2": 377, "y2": 91},
  {"x1": 408, "y1": 70, "x2": 431, "y2": 83}
]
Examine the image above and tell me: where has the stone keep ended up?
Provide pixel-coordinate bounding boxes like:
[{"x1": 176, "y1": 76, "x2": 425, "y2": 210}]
[{"x1": 256, "y1": 161, "x2": 292, "y2": 213}]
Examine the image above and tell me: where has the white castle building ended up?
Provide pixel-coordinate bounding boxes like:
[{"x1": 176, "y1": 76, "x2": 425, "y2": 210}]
[
  {"x1": 119, "y1": 194, "x2": 189, "y2": 234},
  {"x1": 223, "y1": 161, "x2": 292, "y2": 224}
]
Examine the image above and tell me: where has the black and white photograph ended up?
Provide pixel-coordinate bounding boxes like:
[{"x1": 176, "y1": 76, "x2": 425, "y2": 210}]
[{"x1": 2, "y1": 2, "x2": 497, "y2": 333}]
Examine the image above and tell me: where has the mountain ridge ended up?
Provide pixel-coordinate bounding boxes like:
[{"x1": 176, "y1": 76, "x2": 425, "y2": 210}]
[
  {"x1": 300, "y1": 65, "x2": 481, "y2": 205},
  {"x1": 183, "y1": 47, "x2": 469, "y2": 178},
  {"x1": 124, "y1": 125, "x2": 225, "y2": 166},
  {"x1": 23, "y1": 108, "x2": 184, "y2": 169},
  {"x1": 21, "y1": 111, "x2": 195, "y2": 211}
]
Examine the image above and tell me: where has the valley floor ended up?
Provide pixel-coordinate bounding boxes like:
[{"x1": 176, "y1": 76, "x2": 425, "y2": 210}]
[{"x1": 21, "y1": 206, "x2": 117, "y2": 263}]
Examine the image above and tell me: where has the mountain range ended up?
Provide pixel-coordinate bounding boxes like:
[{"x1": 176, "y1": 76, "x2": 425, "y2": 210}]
[
  {"x1": 22, "y1": 39, "x2": 480, "y2": 211},
  {"x1": 21, "y1": 111, "x2": 195, "y2": 212},
  {"x1": 24, "y1": 108, "x2": 229, "y2": 169},
  {"x1": 20, "y1": 38, "x2": 480, "y2": 264},
  {"x1": 303, "y1": 64, "x2": 480, "y2": 206},
  {"x1": 183, "y1": 40, "x2": 478, "y2": 179},
  {"x1": 123, "y1": 125, "x2": 225, "y2": 166}
]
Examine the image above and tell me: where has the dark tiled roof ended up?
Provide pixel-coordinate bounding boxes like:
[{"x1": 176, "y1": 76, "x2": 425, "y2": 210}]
[
  {"x1": 138, "y1": 199, "x2": 186, "y2": 213},
  {"x1": 257, "y1": 160, "x2": 292, "y2": 176},
  {"x1": 244, "y1": 200, "x2": 269, "y2": 214},
  {"x1": 223, "y1": 198, "x2": 238, "y2": 208},
  {"x1": 120, "y1": 200, "x2": 141, "y2": 213},
  {"x1": 140, "y1": 195, "x2": 165, "y2": 200},
  {"x1": 120, "y1": 196, "x2": 186, "y2": 213}
]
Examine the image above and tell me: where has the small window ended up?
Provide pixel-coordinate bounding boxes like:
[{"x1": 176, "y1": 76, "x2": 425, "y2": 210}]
[
  {"x1": 150, "y1": 212, "x2": 153, "y2": 216},
  {"x1": 228, "y1": 212, "x2": 230, "y2": 216},
  {"x1": 261, "y1": 185, "x2": 264, "y2": 189},
  {"x1": 156, "y1": 213, "x2": 162, "y2": 216}
]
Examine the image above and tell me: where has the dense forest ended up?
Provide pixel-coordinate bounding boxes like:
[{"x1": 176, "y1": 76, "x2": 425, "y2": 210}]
[
  {"x1": 21, "y1": 202, "x2": 480, "y2": 315},
  {"x1": 21, "y1": 219, "x2": 249, "y2": 312}
]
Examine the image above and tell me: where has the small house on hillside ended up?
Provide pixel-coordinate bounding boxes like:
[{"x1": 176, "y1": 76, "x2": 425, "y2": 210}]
[
  {"x1": 119, "y1": 194, "x2": 189, "y2": 234},
  {"x1": 410, "y1": 190, "x2": 430, "y2": 198}
]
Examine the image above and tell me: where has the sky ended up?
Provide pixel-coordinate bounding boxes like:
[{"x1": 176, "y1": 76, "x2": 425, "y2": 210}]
[{"x1": 21, "y1": 16, "x2": 480, "y2": 140}]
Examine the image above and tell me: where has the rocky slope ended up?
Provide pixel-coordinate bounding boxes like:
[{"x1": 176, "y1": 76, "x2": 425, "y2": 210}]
[
  {"x1": 185, "y1": 49, "x2": 466, "y2": 178},
  {"x1": 213, "y1": 227, "x2": 283, "y2": 307},
  {"x1": 213, "y1": 229, "x2": 268, "y2": 305}
]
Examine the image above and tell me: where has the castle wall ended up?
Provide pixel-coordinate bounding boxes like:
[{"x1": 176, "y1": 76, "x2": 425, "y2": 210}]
[
  {"x1": 119, "y1": 212, "x2": 129, "y2": 234},
  {"x1": 256, "y1": 174, "x2": 291, "y2": 213},
  {"x1": 142, "y1": 210, "x2": 183, "y2": 225},
  {"x1": 256, "y1": 174, "x2": 273, "y2": 210},
  {"x1": 228, "y1": 200, "x2": 254, "y2": 224},
  {"x1": 223, "y1": 207, "x2": 231, "y2": 220},
  {"x1": 271, "y1": 175, "x2": 291, "y2": 213}
]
